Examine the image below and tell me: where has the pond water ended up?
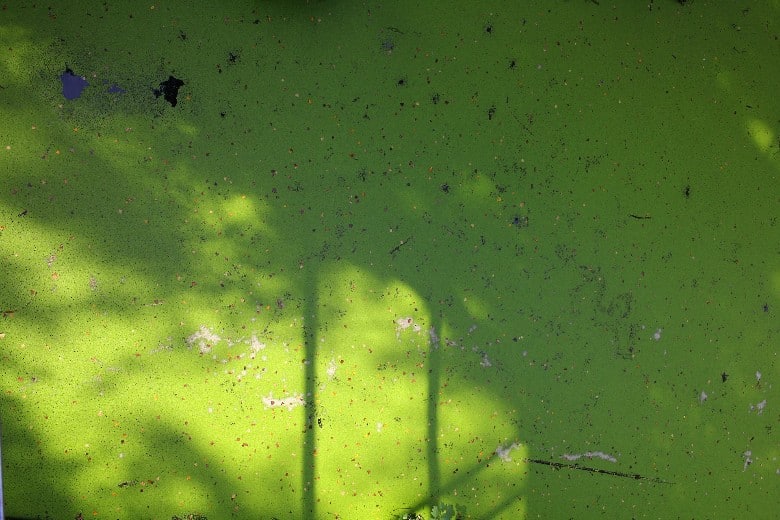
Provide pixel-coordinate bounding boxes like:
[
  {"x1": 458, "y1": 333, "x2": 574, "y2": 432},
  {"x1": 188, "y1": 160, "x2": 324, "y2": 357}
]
[{"x1": 0, "y1": 1, "x2": 777, "y2": 519}]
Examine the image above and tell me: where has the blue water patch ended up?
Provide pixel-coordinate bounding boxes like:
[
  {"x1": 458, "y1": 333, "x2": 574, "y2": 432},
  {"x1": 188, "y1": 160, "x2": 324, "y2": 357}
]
[
  {"x1": 104, "y1": 80, "x2": 126, "y2": 94},
  {"x1": 59, "y1": 68, "x2": 89, "y2": 100}
]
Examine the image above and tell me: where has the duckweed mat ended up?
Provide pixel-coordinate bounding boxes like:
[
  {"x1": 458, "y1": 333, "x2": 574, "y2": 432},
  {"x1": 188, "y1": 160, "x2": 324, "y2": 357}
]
[{"x1": 1, "y1": 1, "x2": 778, "y2": 519}]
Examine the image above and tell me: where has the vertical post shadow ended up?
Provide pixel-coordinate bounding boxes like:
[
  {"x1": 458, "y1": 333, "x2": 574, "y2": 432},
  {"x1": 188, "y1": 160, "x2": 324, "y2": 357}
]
[
  {"x1": 302, "y1": 268, "x2": 318, "y2": 518},
  {"x1": 426, "y1": 316, "x2": 443, "y2": 505},
  {"x1": 0, "y1": 418, "x2": 5, "y2": 520}
]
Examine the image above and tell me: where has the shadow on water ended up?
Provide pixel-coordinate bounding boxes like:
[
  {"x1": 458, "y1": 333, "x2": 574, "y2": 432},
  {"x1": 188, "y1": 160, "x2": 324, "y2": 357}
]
[
  {"x1": 301, "y1": 268, "x2": 318, "y2": 518},
  {"x1": 1, "y1": 392, "x2": 77, "y2": 519},
  {"x1": 1, "y1": 1, "x2": 778, "y2": 519},
  {"x1": 425, "y1": 315, "x2": 442, "y2": 506}
]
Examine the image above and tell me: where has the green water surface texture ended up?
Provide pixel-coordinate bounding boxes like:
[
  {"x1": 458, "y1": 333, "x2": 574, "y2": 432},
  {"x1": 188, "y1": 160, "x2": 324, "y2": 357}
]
[{"x1": 1, "y1": 1, "x2": 778, "y2": 519}]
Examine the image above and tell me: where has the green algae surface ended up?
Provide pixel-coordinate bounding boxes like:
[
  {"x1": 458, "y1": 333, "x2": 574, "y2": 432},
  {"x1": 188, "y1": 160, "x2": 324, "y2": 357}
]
[{"x1": 1, "y1": 1, "x2": 778, "y2": 519}]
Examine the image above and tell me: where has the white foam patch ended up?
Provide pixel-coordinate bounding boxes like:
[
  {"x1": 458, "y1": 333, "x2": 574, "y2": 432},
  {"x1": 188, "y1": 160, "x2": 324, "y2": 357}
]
[
  {"x1": 561, "y1": 451, "x2": 618, "y2": 463},
  {"x1": 495, "y1": 442, "x2": 521, "y2": 462},
  {"x1": 185, "y1": 325, "x2": 221, "y2": 354},
  {"x1": 262, "y1": 393, "x2": 305, "y2": 411}
]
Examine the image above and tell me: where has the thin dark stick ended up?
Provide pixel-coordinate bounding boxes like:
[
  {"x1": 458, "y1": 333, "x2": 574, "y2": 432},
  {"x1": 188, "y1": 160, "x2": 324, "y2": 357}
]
[
  {"x1": 389, "y1": 236, "x2": 413, "y2": 256},
  {"x1": 524, "y1": 458, "x2": 672, "y2": 484}
]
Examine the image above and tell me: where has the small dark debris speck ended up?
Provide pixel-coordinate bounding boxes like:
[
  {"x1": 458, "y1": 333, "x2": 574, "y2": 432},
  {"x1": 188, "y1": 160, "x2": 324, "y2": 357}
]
[
  {"x1": 512, "y1": 215, "x2": 529, "y2": 228},
  {"x1": 380, "y1": 38, "x2": 395, "y2": 52}
]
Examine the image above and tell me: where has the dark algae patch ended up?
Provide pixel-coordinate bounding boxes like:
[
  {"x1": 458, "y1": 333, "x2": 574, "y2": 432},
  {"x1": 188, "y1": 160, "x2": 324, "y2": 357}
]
[{"x1": 154, "y1": 75, "x2": 185, "y2": 107}]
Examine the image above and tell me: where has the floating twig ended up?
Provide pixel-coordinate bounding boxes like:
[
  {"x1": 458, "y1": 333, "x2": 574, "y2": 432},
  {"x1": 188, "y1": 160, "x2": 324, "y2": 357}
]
[
  {"x1": 389, "y1": 236, "x2": 413, "y2": 256},
  {"x1": 524, "y1": 458, "x2": 672, "y2": 484}
]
